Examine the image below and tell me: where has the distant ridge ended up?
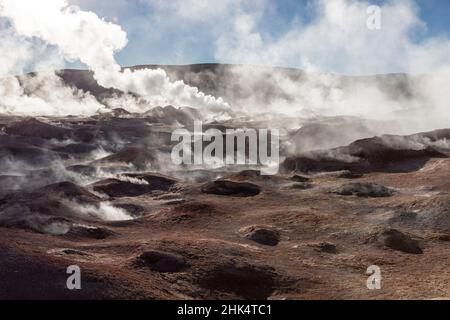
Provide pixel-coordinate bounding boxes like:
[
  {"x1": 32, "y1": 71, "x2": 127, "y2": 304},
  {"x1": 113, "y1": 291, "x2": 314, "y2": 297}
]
[{"x1": 16, "y1": 63, "x2": 416, "y2": 108}]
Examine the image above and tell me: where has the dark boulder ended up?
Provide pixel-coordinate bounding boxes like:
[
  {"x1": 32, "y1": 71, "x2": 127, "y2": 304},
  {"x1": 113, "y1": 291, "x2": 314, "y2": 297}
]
[
  {"x1": 201, "y1": 180, "x2": 261, "y2": 197},
  {"x1": 41, "y1": 181, "x2": 100, "y2": 204},
  {"x1": 315, "y1": 242, "x2": 338, "y2": 254},
  {"x1": 92, "y1": 174, "x2": 177, "y2": 198},
  {"x1": 93, "y1": 146, "x2": 156, "y2": 170},
  {"x1": 283, "y1": 130, "x2": 448, "y2": 174},
  {"x1": 196, "y1": 261, "x2": 276, "y2": 300},
  {"x1": 66, "y1": 224, "x2": 115, "y2": 240},
  {"x1": 378, "y1": 229, "x2": 423, "y2": 254},
  {"x1": 92, "y1": 179, "x2": 151, "y2": 197},
  {"x1": 5, "y1": 118, "x2": 72, "y2": 140},
  {"x1": 136, "y1": 250, "x2": 187, "y2": 273},
  {"x1": 290, "y1": 175, "x2": 311, "y2": 182},
  {"x1": 240, "y1": 226, "x2": 280, "y2": 246},
  {"x1": 287, "y1": 182, "x2": 313, "y2": 190},
  {"x1": 334, "y1": 183, "x2": 394, "y2": 198}
]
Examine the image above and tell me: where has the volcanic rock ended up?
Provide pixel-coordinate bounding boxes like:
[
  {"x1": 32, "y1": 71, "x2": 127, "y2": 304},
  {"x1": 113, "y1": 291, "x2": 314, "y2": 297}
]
[
  {"x1": 41, "y1": 181, "x2": 100, "y2": 204},
  {"x1": 143, "y1": 105, "x2": 200, "y2": 125},
  {"x1": 5, "y1": 118, "x2": 72, "y2": 140},
  {"x1": 196, "y1": 262, "x2": 276, "y2": 300},
  {"x1": 334, "y1": 183, "x2": 394, "y2": 198},
  {"x1": 92, "y1": 179, "x2": 152, "y2": 197},
  {"x1": 0, "y1": 212, "x2": 72, "y2": 235},
  {"x1": 240, "y1": 226, "x2": 280, "y2": 246},
  {"x1": 66, "y1": 224, "x2": 115, "y2": 240},
  {"x1": 92, "y1": 174, "x2": 177, "y2": 198},
  {"x1": 284, "y1": 131, "x2": 448, "y2": 174},
  {"x1": 114, "y1": 204, "x2": 146, "y2": 217},
  {"x1": 290, "y1": 175, "x2": 311, "y2": 182},
  {"x1": 315, "y1": 242, "x2": 338, "y2": 254},
  {"x1": 125, "y1": 173, "x2": 177, "y2": 190},
  {"x1": 110, "y1": 108, "x2": 132, "y2": 117},
  {"x1": 201, "y1": 180, "x2": 261, "y2": 197},
  {"x1": 0, "y1": 182, "x2": 103, "y2": 234},
  {"x1": 136, "y1": 250, "x2": 187, "y2": 273},
  {"x1": 378, "y1": 229, "x2": 423, "y2": 254},
  {"x1": 287, "y1": 182, "x2": 313, "y2": 190},
  {"x1": 437, "y1": 234, "x2": 450, "y2": 242},
  {"x1": 93, "y1": 146, "x2": 156, "y2": 170}
]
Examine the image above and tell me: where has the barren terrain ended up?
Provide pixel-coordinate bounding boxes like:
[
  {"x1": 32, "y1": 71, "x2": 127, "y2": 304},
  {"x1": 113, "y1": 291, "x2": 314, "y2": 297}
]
[{"x1": 0, "y1": 65, "x2": 449, "y2": 300}]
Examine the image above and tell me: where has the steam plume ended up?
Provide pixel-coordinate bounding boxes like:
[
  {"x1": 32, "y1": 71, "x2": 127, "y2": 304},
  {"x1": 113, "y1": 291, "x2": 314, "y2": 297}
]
[{"x1": 0, "y1": 0, "x2": 229, "y2": 115}]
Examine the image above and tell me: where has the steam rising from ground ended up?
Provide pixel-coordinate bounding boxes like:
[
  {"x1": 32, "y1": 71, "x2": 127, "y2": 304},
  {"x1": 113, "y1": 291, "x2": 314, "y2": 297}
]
[
  {"x1": 75, "y1": 201, "x2": 133, "y2": 221},
  {"x1": 0, "y1": 0, "x2": 449, "y2": 135},
  {"x1": 208, "y1": 0, "x2": 450, "y2": 132},
  {"x1": 152, "y1": 0, "x2": 450, "y2": 133},
  {"x1": 0, "y1": 72, "x2": 106, "y2": 116},
  {"x1": 222, "y1": 65, "x2": 450, "y2": 133},
  {"x1": 0, "y1": 0, "x2": 229, "y2": 115}
]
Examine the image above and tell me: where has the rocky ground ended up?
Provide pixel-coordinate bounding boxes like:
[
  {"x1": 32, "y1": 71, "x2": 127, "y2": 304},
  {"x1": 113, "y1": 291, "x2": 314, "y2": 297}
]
[{"x1": 1, "y1": 109, "x2": 450, "y2": 300}]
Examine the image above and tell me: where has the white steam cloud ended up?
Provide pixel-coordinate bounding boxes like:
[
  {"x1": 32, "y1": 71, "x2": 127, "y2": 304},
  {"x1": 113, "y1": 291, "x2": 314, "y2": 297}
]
[
  {"x1": 76, "y1": 201, "x2": 133, "y2": 221},
  {"x1": 0, "y1": 0, "x2": 229, "y2": 115},
  {"x1": 0, "y1": 0, "x2": 449, "y2": 134},
  {"x1": 0, "y1": 72, "x2": 107, "y2": 116},
  {"x1": 208, "y1": 0, "x2": 450, "y2": 133}
]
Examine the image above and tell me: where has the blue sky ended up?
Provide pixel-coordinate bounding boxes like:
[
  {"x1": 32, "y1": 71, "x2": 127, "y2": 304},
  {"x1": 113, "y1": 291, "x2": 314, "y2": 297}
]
[
  {"x1": 69, "y1": 0, "x2": 450, "y2": 73},
  {"x1": 416, "y1": 0, "x2": 450, "y2": 36}
]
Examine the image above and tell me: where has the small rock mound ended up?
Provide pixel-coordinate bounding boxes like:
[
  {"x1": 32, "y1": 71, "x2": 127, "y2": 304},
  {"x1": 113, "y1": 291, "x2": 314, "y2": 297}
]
[
  {"x1": 197, "y1": 262, "x2": 276, "y2": 300},
  {"x1": 92, "y1": 174, "x2": 176, "y2": 198},
  {"x1": 201, "y1": 180, "x2": 261, "y2": 197},
  {"x1": 136, "y1": 250, "x2": 187, "y2": 273},
  {"x1": 284, "y1": 131, "x2": 448, "y2": 174},
  {"x1": 314, "y1": 242, "x2": 338, "y2": 254},
  {"x1": 378, "y1": 229, "x2": 423, "y2": 254},
  {"x1": 240, "y1": 226, "x2": 280, "y2": 246},
  {"x1": 49, "y1": 248, "x2": 90, "y2": 256},
  {"x1": 287, "y1": 182, "x2": 313, "y2": 190},
  {"x1": 0, "y1": 214, "x2": 72, "y2": 235},
  {"x1": 126, "y1": 173, "x2": 177, "y2": 190},
  {"x1": 93, "y1": 147, "x2": 156, "y2": 170},
  {"x1": 0, "y1": 182, "x2": 114, "y2": 234},
  {"x1": 290, "y1": 175, "x2": 311, "y2": 182},
  {"x1": 5, "y1": 118, "x2": 72, "y2": 140},
  {"x1": 334, "y1": 182, "x2": 394, "y2": 198},
  {"x1": 41, "y1": 181, "x2": 100, "y2": 204},
  {"x1": 66, "y1": 224, "x2": 115, "y2": 240},
  {"x1": 437, "y1": 234, "x2": 450, "y2": 242}
]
